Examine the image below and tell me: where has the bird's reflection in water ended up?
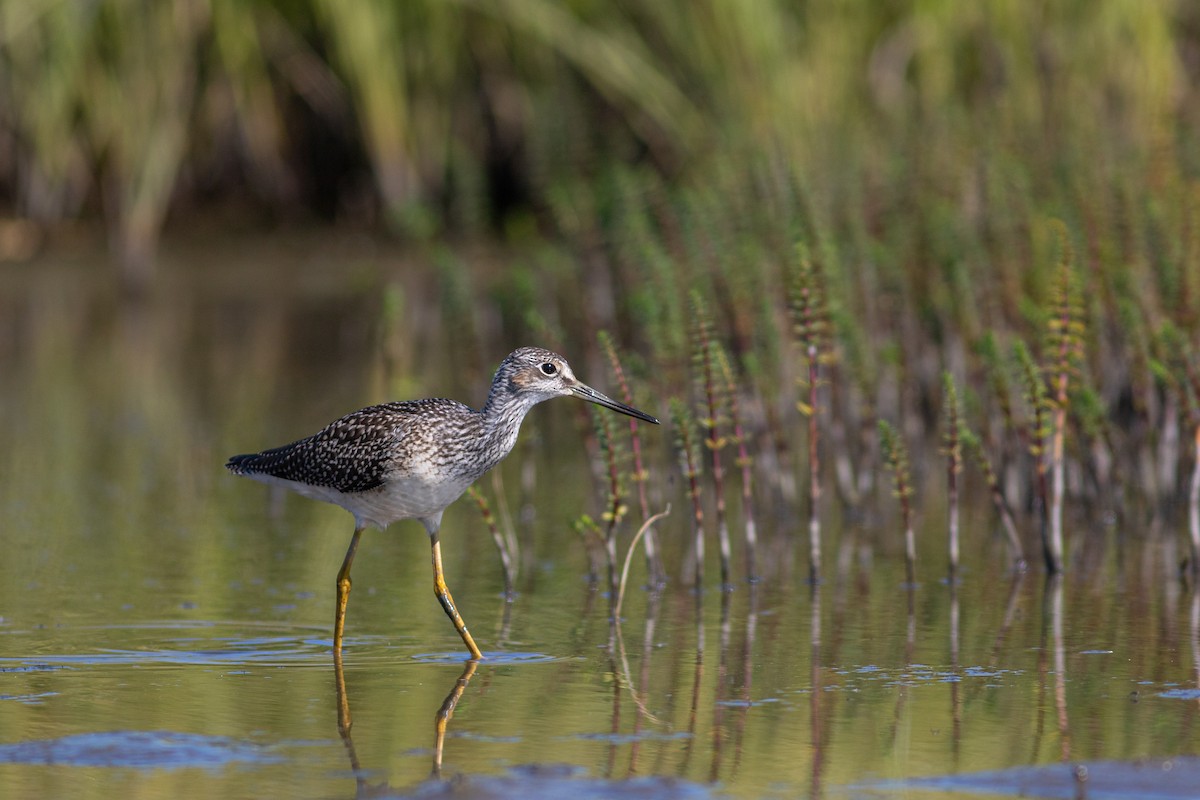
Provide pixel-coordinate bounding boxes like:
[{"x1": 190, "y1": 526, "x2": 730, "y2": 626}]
[
  {"x1": 432, "y1": 660, "x2": 479, "y2": 776},
  {"x1": 334, "y1": 650, "x2": 478, "y2": 796}
]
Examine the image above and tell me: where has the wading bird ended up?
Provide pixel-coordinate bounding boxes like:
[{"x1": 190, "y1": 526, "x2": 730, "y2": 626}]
[{"x1": 227, "y1": 347, "x2": 659, "y2": 659}]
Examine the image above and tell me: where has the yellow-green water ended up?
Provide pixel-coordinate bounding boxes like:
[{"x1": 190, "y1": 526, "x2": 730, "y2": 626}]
[{"x1": 1, "y1": 251, "x2": 1198, "y2": 799}]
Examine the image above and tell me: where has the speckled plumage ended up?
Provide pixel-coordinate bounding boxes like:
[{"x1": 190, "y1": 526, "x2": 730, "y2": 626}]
[
  {"x1": 225, "y1": 346, "x2": 659, "y2": 658},
  {"x1": 227, "y1": 347, "x2": 655, "y2": 530},
  {"x1": 227, "y1": 398, "x2": 487, "y2": 529}
]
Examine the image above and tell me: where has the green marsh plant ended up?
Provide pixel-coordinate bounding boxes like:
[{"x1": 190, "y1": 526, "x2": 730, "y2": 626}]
[
  {"x1": 790, "y1": 244, "x2": 828, "y2": 583},
  {"x1": 1044, "y1": 230, "x2": 1085, "y2": 576},
  {"x1": 716, "y1": 345, "x2": 758, "y2": 583},
  {"x1": 592, "y1": 403, "x2": 627, "y2": 603},
  {"x1": 942, "y1": 372, "x2": 963, "y2": 579},
  {"x1": 1015, "y1": 340, "x2": 1056, "y2": 573},
  {"x1": 671, "y1": 398, "x2": 705, "y2": 589},
  {"x1": 1157, "y1": 323, "x2": 1200, "y2": 577},
  {"x1": 599, "y1": 331, "x2": 664, "y2": 587},
  {"x1": 691, "y1": 291, "x2": 732, "y2": 588},
  {"x1": 880, "y1": 420, "x2": 916, "y2": 587}
]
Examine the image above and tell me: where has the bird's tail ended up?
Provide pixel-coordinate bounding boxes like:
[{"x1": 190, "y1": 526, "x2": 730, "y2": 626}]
[{"x1": 225, "y1": 453, "x2": 261, "y2": 475}]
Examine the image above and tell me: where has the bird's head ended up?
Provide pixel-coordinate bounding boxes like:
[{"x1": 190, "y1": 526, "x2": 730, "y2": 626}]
[{"x1": 496, "y1": 347, "x2": 659, "y2": 424}]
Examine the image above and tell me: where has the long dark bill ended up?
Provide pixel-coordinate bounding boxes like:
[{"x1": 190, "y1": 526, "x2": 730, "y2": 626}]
[{"x1": 572, "y1": 382, "x2": 660, "y2": 425}]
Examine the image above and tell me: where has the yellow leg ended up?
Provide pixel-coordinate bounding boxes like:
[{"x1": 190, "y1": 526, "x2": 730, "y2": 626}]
[
  {"x1": 430, "y1": 533, "x2": 483, "y2": 659},
  {"x1": 334, "y1": 526, "x2": 364, "y2": 656}
]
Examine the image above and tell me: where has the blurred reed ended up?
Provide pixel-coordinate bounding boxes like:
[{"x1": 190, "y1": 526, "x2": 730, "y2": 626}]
[{"x1": 5, "y1": 1, "x2": 1200, "y2": 589}]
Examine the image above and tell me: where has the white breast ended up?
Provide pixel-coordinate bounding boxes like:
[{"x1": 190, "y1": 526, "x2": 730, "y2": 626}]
[{"x1": 246, "y1": 471, "x2": 474, "y2": 531}]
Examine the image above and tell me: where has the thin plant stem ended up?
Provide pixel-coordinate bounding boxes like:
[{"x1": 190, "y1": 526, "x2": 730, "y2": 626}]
[
  {"x1": 672, "y1": 399, "x2": 706, "y2": 588},
  {"x1": 614, "y1": 506, "x2": 672, "y2": 621},
  {"x1": 594, "y1": 408, "x2": 625, "y2": 602},
  {"x1": 1016, "y1": 341, "x2": 1057, "y2": 573},
  {"x1": 692, "y1": 291, "x2": 731, "y2": 587},
  {"x1": 468, "y1": 485, "x2": 514, "y2": 596},
  {"x1": 962, "y1": 428, "x2": 1027, "y2": 571},
  {"x1": 717, "y1": 347, "x2": 758, "y2": 582},
  {"x1": 807, "y1": 338, "x2": 820, "y2": 582},
  {"x1": 1160, "y1": 323, "x2": 1200, "y2": 577},
  {"x1": 791, "y1": 245, "x2": 826, "y2": 583},
  {"x1": 1191, "y1": 426, "x2": 1200, "y2": 575},
  {"x1": 1045, "y1": 233, "x2": 1083, "y2": 575},
  {"x1": 942, "y1": 373, "x2": 962, "y2": 579},
  {"x1": 489, "y1": 470, "x2": 519, "y2": 584},
  {"x1": 881, "y1": 420, "x2": 916, "y2": 585},
  {"x1": 599, "y1": 331, "x2": 664, "y2": 586}
]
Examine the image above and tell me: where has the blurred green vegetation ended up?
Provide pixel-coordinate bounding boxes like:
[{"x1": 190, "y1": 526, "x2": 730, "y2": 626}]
[
  {"x1": 2, "y1": 1, "x2": 1194, "y2": 277},
  {"x1": 4, "y1": 1, "x2": 1200, "y2": 570}
]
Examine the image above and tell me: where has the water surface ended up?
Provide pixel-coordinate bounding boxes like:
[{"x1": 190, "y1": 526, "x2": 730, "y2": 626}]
[{"x1": 1, "y1": 251, "x2": 1197, "y2": 799}]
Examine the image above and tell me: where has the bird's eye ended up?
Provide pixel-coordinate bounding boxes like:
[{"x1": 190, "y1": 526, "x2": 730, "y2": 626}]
[{"x1": 540, "y1": 362, "x2": 558, "y2": 376}]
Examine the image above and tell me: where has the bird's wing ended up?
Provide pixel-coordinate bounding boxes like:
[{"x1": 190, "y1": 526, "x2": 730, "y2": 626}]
[{"x1": 226, "y1": 404, "x2": 412, "y2": 493}]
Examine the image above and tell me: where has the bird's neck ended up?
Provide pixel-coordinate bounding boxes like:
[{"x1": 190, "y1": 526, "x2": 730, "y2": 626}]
[{"x1": 474, "y1": 389, "x2": 537, "y2": 475}]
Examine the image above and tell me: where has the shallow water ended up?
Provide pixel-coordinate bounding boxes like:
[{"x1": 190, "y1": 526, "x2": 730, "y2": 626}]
[{"x1": 1, "y1": 249, "x2": 1198, "y2": 799}]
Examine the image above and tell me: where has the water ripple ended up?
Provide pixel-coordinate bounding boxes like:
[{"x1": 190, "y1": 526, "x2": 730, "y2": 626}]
[{"x1": 0, "y1": 731, "x2": 285, "y2": 769}]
